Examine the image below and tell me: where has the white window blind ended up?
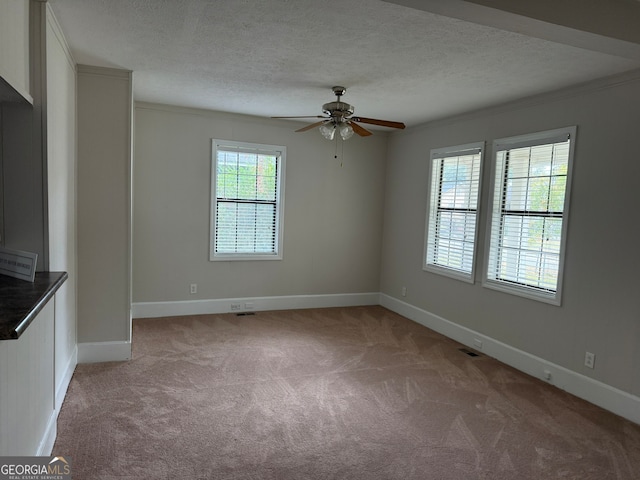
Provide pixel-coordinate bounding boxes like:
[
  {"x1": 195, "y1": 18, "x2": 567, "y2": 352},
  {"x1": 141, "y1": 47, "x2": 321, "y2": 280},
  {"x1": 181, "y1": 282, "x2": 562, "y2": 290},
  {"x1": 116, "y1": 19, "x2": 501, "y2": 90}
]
[
  {"x1": 211, "y1": 140, "x2": 285, "y2": 260},
  {"x1": 424, "y1": 142, "x2": 483, "y2": 282},
  {"x1": 485, "y1": 127, "x2": 576, "y2": 304}
]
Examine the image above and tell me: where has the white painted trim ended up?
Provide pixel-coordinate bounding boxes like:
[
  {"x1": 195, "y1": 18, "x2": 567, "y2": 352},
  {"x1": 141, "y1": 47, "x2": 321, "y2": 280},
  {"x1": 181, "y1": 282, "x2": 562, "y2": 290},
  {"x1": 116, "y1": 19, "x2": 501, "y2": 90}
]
[
  {"x1": 77, "y1": 64, "x2": 133, "y2": 78},
  {"x1": 132, "y1": 292, "x2": 380, "y2": 319},
  {"x1": 78, "y1": 341, "x2": 131, "y2": 364},
  {"x1": 46, "y1": 3, "x2": 76, "y2": 70},
  {"x1": 424, "y1": 141, "x2": 485, "y2": 285},
  {"x1": 55, "y1": 345, "x2": 77, "y2": 412},
  {"x1": 379, "y1": 293, "x2": 640, "y2": 426},
  {"x1": 482, "y1": 126, "x2": 577, "y2": 307},
  {"x1": 210, "y1": 140, "x2": 286, "y2": 262},
  {"x1": 37, "y1": 411, "x2": 57, "y2": 456}
]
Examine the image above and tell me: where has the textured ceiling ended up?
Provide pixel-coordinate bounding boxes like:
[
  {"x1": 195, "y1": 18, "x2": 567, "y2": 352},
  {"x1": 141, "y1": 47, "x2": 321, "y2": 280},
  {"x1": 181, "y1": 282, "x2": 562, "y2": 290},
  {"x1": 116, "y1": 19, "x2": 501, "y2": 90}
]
[{"x1": 49, "y1": 0, "x2": 640, "y2": 128}]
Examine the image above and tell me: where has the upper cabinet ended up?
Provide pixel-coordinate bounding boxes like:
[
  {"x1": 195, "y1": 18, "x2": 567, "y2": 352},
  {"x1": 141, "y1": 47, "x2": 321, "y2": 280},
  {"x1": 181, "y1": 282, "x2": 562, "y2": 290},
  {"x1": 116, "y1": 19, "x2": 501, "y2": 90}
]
[{"x1": 0, "y1": 0, "x2": 32, "y2": 103}]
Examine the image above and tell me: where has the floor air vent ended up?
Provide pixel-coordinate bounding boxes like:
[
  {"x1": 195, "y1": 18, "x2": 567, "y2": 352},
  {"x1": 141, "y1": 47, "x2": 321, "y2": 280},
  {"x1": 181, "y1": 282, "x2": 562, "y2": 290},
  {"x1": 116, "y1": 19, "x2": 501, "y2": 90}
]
[
  {"x1": 459, "y1": 348, "x2": 480, "y2": 357},
  {"x1": 236, "y1": 312, "x2": 256, "y2": 316}
]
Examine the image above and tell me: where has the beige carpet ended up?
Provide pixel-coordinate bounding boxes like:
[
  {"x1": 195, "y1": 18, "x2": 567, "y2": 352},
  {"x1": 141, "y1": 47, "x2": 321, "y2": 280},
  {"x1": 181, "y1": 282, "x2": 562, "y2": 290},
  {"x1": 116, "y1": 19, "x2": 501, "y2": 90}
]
[{"x1": 54, "y1": 306, "x2": 640, "y2": 479}]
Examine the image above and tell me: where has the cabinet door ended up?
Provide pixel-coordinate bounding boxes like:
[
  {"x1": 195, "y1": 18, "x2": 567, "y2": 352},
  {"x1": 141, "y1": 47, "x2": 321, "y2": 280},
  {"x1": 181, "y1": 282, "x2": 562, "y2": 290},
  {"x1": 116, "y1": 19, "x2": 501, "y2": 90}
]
[
  {"x1": 0, "y1": 300, "x2": 55, "y2": 455},
  {"x1": 0, "y1": 0, "x2": 31, "y2": 103}
]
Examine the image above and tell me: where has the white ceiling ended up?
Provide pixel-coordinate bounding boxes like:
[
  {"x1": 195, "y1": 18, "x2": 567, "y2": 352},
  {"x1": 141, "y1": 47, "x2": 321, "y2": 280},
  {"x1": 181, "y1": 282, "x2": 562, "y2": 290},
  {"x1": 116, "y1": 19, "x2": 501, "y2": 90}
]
[{"x1": 49, "y1": 0, "x2": 640, "y2": 128}]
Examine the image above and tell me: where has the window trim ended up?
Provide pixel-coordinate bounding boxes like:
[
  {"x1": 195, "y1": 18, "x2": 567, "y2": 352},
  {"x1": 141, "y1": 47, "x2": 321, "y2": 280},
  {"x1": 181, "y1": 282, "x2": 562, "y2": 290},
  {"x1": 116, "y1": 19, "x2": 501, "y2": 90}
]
[
  {"x1": 209, "y1": 139, "x2": 286, "y2": 262},
  {"x1": 482, "y1": 126, "x2": 576, "y2": 305},
  {"x1": 423, "y1": 141, "x2": 484, "y2": 283}
]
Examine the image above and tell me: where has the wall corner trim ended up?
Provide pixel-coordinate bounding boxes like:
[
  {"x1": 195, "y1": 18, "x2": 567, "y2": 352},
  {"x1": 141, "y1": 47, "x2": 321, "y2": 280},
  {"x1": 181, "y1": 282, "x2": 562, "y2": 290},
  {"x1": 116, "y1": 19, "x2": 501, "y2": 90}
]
[
  {"x1": 46, "y1": 3, "x2": 76, "y2": 70},
  {"x1": 77, "y1": 64, "x2": 132, "y2": 79},
  {"x1": 379, "y1": 293, "x2": 640, "y2": 426},
  {"x1": 77, "y1": 341, "x2": 131, "y2": 364}
]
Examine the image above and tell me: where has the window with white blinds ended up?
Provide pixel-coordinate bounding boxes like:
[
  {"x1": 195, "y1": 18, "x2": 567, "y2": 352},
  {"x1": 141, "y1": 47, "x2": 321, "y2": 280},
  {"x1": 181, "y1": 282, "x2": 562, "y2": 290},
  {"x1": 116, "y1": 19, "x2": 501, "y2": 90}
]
[
  {"x1": 210, "y1": 140, "x2": 285, "y2": 260},
  {"x1": 484, "y1": 127, "x2": 576, "y2": 304},
  {"x1": 424, "y1": 142, "x2": 483, "y2": 282}
]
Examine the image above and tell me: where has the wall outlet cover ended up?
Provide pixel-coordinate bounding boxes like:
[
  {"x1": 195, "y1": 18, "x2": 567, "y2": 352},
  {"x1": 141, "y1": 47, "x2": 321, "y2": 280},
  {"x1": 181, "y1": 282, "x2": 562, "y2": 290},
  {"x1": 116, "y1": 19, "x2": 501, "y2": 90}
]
[{"x1": 584, "y1": 352, "x2": 595, "y2": 369}]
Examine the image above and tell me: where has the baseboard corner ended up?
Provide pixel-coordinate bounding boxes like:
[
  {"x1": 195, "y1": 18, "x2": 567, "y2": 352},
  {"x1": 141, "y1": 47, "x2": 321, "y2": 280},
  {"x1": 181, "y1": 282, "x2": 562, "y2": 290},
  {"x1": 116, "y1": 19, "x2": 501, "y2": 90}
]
[
  {"x1": 77, "y1": 341, "x2": 131, "y2": 364},
  {"x1": 55, "y1": 345, "x2": 78, "y2": 412},
  {"x1": 37, "y1": 411, "x2": 57, "y2": 456}
]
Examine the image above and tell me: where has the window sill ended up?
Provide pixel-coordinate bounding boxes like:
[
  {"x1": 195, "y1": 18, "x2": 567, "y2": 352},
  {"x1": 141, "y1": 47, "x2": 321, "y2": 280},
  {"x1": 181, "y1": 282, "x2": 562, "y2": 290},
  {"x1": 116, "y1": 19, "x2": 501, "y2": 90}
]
[
  {"x1": 210, "y1": 254, "x2": 282, "y2": 262},
  {"x1": 482, "y1": 278, "x2": 561, "y2": 306},
  {"x1": 424, "y1": 264, "x2": 474, "y2": 284}
]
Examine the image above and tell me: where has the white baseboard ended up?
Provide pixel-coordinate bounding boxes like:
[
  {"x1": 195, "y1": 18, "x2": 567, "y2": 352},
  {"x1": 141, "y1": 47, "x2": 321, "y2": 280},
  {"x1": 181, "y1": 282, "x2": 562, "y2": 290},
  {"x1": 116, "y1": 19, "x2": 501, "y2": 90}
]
[
  {"x1": 55, "y1": 345, "x2": 77, "y2": 412},
  {"x1": 132, "y1": 292, "x2": 380, "y2": 319},
  {"x1": 37, "y1": 411, "x2": 57, "y2": 456},
  {"x1": 380, "y1": 293, "x2": 640, "y2": 426},
  {"x1": 78, "y1": 341, "x2": 131, "y2": 364}
]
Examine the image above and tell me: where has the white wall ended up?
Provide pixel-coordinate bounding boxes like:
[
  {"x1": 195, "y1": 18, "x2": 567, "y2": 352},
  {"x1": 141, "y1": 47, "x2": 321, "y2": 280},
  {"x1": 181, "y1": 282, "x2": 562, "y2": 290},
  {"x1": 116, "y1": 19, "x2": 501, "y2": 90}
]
[
  {"x1": 380, "y1": 71, "x2": 640, "y2": 399},
  {"x1": 133, "y1": 104, "x2": 386, "y2": 308},
  {"x1": 77, "y1": 66, "x2": 132, "y2": 353},
  {"x1": 46, "y1": 6, "x2": 77, "y2": 409}
]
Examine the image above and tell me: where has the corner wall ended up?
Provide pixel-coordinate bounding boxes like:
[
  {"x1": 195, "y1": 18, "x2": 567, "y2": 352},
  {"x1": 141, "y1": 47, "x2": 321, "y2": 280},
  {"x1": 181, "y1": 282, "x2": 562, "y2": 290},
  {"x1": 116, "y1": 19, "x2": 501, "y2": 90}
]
[
  {"x1": 77, "y1": 65, "x2": 132, "y2": 361},
  {"x1": 380, "y1": 71, "x2": 640, "y2": 411}
]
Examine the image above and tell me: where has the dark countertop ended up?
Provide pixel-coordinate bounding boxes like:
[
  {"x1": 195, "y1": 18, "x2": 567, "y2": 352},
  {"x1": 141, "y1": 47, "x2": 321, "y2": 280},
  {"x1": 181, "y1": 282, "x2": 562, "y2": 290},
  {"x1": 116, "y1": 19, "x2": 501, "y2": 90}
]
[{"x1": 0, "y1": 271, "x2": 68, "y2": 340}]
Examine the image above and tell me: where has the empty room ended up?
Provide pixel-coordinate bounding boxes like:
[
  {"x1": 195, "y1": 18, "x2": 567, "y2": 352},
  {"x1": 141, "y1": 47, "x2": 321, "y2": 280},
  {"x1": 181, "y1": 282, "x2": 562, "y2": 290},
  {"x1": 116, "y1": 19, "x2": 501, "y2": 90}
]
[{"x1": 1, "y1": 1, "x2": 640, "y2": 478}]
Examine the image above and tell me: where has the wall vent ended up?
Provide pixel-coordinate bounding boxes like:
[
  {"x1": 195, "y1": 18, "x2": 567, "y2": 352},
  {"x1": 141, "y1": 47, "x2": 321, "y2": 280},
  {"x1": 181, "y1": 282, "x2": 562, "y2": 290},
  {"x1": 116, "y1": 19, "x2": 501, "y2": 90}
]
[{"x1": 459, "y1": 348, "x2": 480, "y2": 357}]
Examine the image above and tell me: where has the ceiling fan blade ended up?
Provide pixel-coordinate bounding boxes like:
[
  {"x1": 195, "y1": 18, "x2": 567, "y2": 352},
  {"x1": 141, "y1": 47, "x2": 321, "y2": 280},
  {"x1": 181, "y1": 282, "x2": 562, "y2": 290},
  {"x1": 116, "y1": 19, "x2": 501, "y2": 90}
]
[
  {"x1": 350, "y1": 121, "x2": 373, "y2": 137},
  {"x1": 295, "y1": 120, "x2": 327, "y2": 133},
  {"x1": 271, "y1": 115, "x2": 326, "y2": 119},
  {"x1": 352, "y1": 116, "x2": 406, "y2": 130}
]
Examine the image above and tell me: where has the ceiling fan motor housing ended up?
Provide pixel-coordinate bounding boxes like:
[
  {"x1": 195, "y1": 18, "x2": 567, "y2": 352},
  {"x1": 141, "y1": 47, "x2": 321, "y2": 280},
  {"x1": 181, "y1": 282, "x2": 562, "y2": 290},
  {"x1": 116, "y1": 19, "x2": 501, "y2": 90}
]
[
  {"x1": 322, "y1": 101, "x2": 355, "y2": 121},
  {"x1": 323, "y1": 86, "x2": 354, "y2": 122}
]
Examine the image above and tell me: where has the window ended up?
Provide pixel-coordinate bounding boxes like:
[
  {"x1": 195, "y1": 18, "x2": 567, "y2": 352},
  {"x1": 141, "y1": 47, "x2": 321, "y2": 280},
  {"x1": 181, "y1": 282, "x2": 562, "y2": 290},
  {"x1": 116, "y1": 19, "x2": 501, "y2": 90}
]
[
  {"x1": 210, "y1": 140, "x2": 285, "y2": 260},
  {"x1": 484, "y1": 127, "x2": 576, "y2": 304},
  {"x1": 424, "y1": 142, "x2": 483, "y2": 282}
]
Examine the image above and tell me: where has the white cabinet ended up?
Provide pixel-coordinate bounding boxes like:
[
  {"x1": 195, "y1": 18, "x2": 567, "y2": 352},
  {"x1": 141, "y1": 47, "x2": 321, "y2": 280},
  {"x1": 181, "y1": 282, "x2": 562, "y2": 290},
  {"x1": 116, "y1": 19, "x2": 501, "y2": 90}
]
[
  {"x1": 0, "y1": 0, "x2": 31, "y2": 102},
  {"x1": 0, "y1": 300, "x2": 55, "y2": 455}
]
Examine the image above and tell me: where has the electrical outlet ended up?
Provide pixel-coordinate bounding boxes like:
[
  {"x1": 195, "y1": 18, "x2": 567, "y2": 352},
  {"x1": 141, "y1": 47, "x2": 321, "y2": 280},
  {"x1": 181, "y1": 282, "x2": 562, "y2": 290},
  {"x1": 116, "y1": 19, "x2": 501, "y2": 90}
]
[
  {"x1": 189, "y1": 283, "x2": 197, "y2": 294},
  {"x1": 230, "y1": 303, "x2": 242, "y2": 311},
  {"x1": 473, "y1": 338, "x2": 483, "y2": 350},
  {"x1": 244, "y1": 302, "x2": 254, "y2": 310},
  {"x1": 584, "y1": 351, "x2": 595, "y2": 369},
  {"x1": 543, "y1": 370, "x2": 552, "y2": 381},
  {"x1": 401, "y1": 286, "x2": 407, "y2": 297}
]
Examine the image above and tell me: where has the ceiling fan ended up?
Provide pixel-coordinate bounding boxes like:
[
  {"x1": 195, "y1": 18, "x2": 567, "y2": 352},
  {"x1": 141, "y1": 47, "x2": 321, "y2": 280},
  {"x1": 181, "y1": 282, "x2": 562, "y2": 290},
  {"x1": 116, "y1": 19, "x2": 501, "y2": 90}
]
[{"x1": 272, "y1": 86, "x2": 406, "y2": 140}]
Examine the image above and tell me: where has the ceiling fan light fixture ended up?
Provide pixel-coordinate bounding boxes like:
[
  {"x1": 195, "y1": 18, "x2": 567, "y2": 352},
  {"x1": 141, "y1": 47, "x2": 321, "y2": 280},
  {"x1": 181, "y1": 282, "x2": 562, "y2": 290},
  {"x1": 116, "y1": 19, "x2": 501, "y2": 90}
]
[
  {"x1": 339, "y1": 122, "x2": 354, "y2": 140},
  {"x1": 319, "y1": 122, "x2": 336, "y2": 140}
]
